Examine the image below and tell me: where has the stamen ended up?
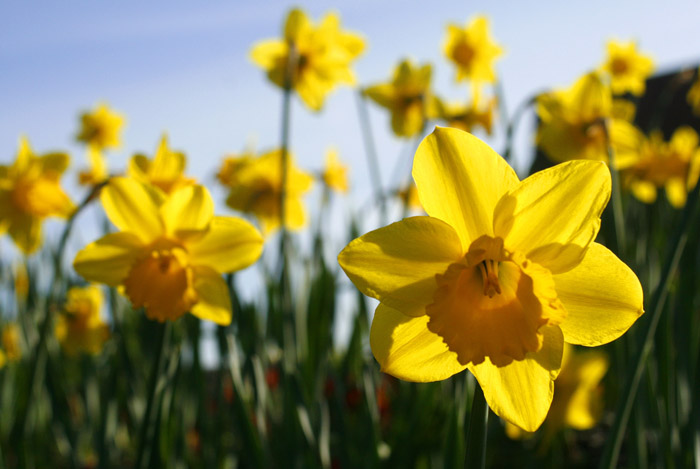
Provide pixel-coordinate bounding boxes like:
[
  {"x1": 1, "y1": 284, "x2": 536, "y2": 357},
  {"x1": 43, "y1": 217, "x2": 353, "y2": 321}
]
[{"x1": 479, "y1": 259, "x2": 501, "y2": 298}]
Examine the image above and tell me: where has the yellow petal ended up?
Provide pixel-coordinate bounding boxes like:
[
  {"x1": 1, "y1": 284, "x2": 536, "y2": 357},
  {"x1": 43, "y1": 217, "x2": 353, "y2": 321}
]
[
  {"x1": 250, "y1": 39, "x2": 287, "y2": 69},
  {"x1": 186, "y1": 216, "x2": 263, "y2": 273},
  {"x1": 73, "y1": 232, "x2": 144, "y2": 286},
  {"x1": 413, "y1": 127, "x2": 519, "y2": 250},
  {"x1": 101, "y1": 177, "x2": 163, "y2": 242},
  {"x1": 468, "y1": 325, "x2": 563, "y2": 432},
  {"x1": 8, "y1": 213, "x2": 41, "y2": 254},
  {"x1": 665, "y1": 179, "x2": 687, "y2": 208},
  {"x1": 370, "y1": 303, "x2": 466, "y2": 381},
  {"x1": 338, "y1": 216, "x2": 463, "y2": 316},
  {"x1": 190, "y1": 266, "x2": 232, "y2": 326},
  {"x1": 40, "y1": 152, "x2": 70, "y2": 175},
  {"x1": 555, "y1": 243, "x2": 643, "y2": 346},
  {"x1": 284, "y1": 8, "x2": 310, "y2": 42},
  {"x1": 494, "y1": 160, "x2": 610, "y2": 273},
  {"x1": 630, "y1": 180, "x2": 657, "y2": 204},
  {"x1": 160, "y1": 185, "x2": 214, "y2": 236}
]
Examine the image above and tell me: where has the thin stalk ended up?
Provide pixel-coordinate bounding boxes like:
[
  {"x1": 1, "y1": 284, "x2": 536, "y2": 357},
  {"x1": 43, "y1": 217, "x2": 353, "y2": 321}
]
[
  {"x1": 134, "y1": 321, "x2": 171, "y2": 469},
  {"x1": 464, "y1": 384, "x2": 489, "y2": 469},
  {"x1": 12, "y1": 181, "x2": 104, "y2": 442},
  {"x1": 600, "y1": 178, "x2": 700, "y2": 469},
  {"x1": 355, "y1": 89, "x2": 387, "y2": 222},
  {"x1": 502, "y1": 94, "x2": 538, "y2": 163},
  {"x1": 603, "y1": 119, "x2": 627, "y2": 256}
]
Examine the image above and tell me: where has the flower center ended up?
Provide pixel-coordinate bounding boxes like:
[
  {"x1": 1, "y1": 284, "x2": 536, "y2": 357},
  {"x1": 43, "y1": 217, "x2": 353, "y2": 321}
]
[
  {"x1": 11, "y1": 177, "x2": 65, "y2": 218},
  {"x1": 610, "y1": 57, "x2": 629, "y2": 75},
  {"x1": 453, "y1": 42, "x2": 475, "y2": 65},
  {"x1": 427, "y1": 235, "x2": 567, "y2": 367},
  {"x1": 123, "y1": 243, "x2": 198, "y2": 322}
]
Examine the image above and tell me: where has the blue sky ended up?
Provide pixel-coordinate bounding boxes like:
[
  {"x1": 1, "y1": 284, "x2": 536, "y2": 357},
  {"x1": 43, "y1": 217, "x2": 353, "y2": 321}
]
[{"x1": 2, "y1": 0, "x2": 699, "y2": 359}]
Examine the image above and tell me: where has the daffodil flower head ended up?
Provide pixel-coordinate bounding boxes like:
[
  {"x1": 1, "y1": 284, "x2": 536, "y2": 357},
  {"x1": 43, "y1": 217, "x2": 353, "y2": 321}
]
[
  {"x1": 73, "y1": 178, "x2": 264, "y2": 325},
  {"x1": 0, "y1": 137, "x2": 74, "y2": 253},
  {"x1": 78, "y1": 146, "x2": 109, "y2": 187},
  {"x1": 338, "y1": 127, "x2": 643, "y2": 431},
  {"x1": 220, "y1": 149, "x2": 313, "y2": 235},
  {"x1": 321, "y1": 148, "x2": 349, "y2": 193},
  {"x1": 536, "y1": 72, "x2": 640, "y2": 165},
  {"x1": 129, "y1": 134, "x2": 196, "y2": 195},
  {"x1": 365, "y1": 60, "x2": 442, "y2": 138},
  {"x1": 623, "y1": 126, "x2": 700, "y2": 208},
  {"x1": 250, "y1": 8, "x2": 365, "y2": 111},
  {"x1": 56, "y1": 285, "x2": 110, "y2": 356},
  {"x1": 443, "y1": 15, "x2": 503, "y2": 84},
  {"x1": 441, "y1": 88, "x2": 496, "y2": 135},
  {"x1": 76, "y1": 103, "x2": 125, "y2": 150},
  {"x1": 599, "y1": 40, "x2": 654, "y2": 96},
  {"x1": 1, "y1": 323, "x2": 22, "y2": 362}
]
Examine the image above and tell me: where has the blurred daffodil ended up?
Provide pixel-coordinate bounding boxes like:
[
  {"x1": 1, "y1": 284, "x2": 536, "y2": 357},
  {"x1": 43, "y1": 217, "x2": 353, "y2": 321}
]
[
  {"x1": 441, "y1": 91, "x2": 496, "y2": 135},
  {"x1": 397, "y1": 182, "x2": 423, "y2": 212},
  {"x1": 599, "y1": 40, "x2": 654, "y2": 96},
  {"x1": 365, "y1": 60, "x2": 441, "y2": 138},
  {"x1": 78, "y1": 146, "x2": 109, "y2": 187},
  {"x1": 74, "y1": 178, "x2": 264, "y2": 325},
  {"x1": 1, "y1": 323, "x2": 22, "y2": 362},
  {"x1": 76, "y1": 103, "x2": 125, "y2": 150},
  {"x1": 129, "y1": 135, "x2": 195, "y2": 195},
  {"x1": 56, "y1": 285, "x2": 110, "y2": 356},
  {"x1": 536, "y1": 73, "x2": 638, "y2": 165},
  {"x1": 0, "y1": 138, "x2": 74, "y2": 253},
  {"x1": 623, "y1": 126, "x2": 700, "y2": 208},
  {"x1": 219, "y1": 149, "x2": 313, "y2": 235},
  {"x1": 338, "y1": 127, "x2": 643, "y2": 431},
  {"x1": 251, "y1": 8, "x2": 365, "y2": 111},
  {"x1": 322, "y1": 149, "x2": 349, "y2": 193},
  {"x1": 506, "y1": 344, "x2": 608, "y2": 439},
  {"x1": 688, "y1": 68, "x2": 700, "y2": 116},
  {"x1": 444, "y1": 16, "x2": 502, "y2": 84}
]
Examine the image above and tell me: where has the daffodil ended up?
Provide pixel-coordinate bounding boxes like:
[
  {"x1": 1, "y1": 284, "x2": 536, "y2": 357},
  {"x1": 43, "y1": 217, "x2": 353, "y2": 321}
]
[
  {"x1": 443, "y1": 15, "x2": 502, "y2": 83},
  {"x1": 73, "y1": 178, "x2": 264, "y2": 325},
  {"x1": 0, "y1": 138, "x2": 74, "y2": 253},
  {"x1": 321, "y1": 149, "x2": 348, "y2": 193},
  {"x1": 78, "y1": 146, "x2": 109, "y2": 187},
  {"x1": 56, "y1": 285, "x2": 110, "y2": 356},
  {"x1": 76, "y1": 103, "x2": 125, "y2": 150},
  {"x1": 250, "y1": 8, "x2": 365, "y2": 111},
  {"x1": 687, "y1": 68, "x2": 700, "y2": 116},
  {"x1": 129, "y1": 134, "x2": 195, "y2": 195},
  {"x1": 338, "y1": 127, "x2": 643, "y2": 431},
  {"x1": 219, "y1": 149, "x2": 313, "y2": 235},
  {"x1": 217, "y1": 151, "x2": 255, "y2": 187},
  {"x1": 365, "y1": 60, "x2": 442, "y2": 138},
  {"x1": 599, "y1": 40, "x2": 654, "y2": 96},
  {"x1": 397, "y1": 182, "x2": 423, "y2": 212},
  {"x1": 536, "y1": 72, "x2": 638, "y2": 165},
  {"x1": 2, "y1": 323, "x2": 21, "y2": 362},
  {"x1": 623, "y1": 126, "x2": 700, "y2": 208},
  {"x1": 441, "y1": 92, "x2": 496, "y2": 135}
]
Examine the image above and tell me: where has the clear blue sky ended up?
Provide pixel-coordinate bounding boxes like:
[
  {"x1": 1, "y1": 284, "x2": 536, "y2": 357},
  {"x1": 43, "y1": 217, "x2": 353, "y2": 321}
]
[{"x1": 2, "y1": 0, "x2": 699, "y2": 358}]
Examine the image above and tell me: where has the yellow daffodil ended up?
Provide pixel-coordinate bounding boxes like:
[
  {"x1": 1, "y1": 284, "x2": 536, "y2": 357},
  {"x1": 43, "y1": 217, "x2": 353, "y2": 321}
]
[
  {"x1": 397, "y1": 182, "x2": 423, "y2": 212},
  {"x1": 536, "y1": 73, "x2": 638, "y2": 165},
  {"x1": 441, "y1": 92, "x2": 496, "y2": 135},
  {"x1": 76, "y1": 103, "x2": 125, "y2": 150},
  {"x1": 78, "y1": 146, "x2": 109, "y2": 187},
  {"x1": 73, "y1": 178, "x2": 264, "y2": 325},
  {"x1": 56, "y1": 285, "x2": 110, "y2": 356},
  {"x1": 0, "y1": 138, "x2": 74, "y2": 254},
  {"x1": 338, "y1": 127, "x2": 643, "y2": 431},
  {"x1": 687, "y1": 68, "x2": 700, "y2": 115},
  {"x1": 599, "y1": 40, "x2": 654, "y2": 96},
  {"x1": 623, "y1": 126, "x2": 700, "y2": 208},
  {"x1": 219, "y1": 149, "x2": 313, "y2": 235},
  {"x1": 14, "y1": 261, "x2": 29, "y2": 303},
  {"x1": 250, "y1": 8, "x2": 365, "y2": 111},
  {"x1": 2, "y1": 323, "x2": 21, "y2": 362},
  {"x1": 444, "y1": 16, "x2": 503, "y2": 83},
  {"x1": 129, "y1": 134, "x2": 195, "y2": 195},
  {"x1": 217, "y1": 151, "x2": 255, "y2": 187},
  {"x1": 612, "y1": 98, "x2": 637, "y2": 122},
  {"x1": 321, "y1": 149, "x2": 348, "y2": 193},
  {"x1": 506, "y1": 344, "x2": 608, "y2": 439},
  {"x1": 365, "y1": 60, "x2": 442, "y2": 138}
]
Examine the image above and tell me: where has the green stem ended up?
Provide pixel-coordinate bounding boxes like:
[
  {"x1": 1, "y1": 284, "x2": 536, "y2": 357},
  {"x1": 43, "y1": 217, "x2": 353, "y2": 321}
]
[
  {"x1": 355, "y1": 89, "x2": 387, "y2": 223},
  {"x1": 134, "y1": 321, "x2": 171, "y2": 469},
  {"x1": 12, "y1": 181, "x2": 104, "y2": 443},
  {"x1": 502, "y1": 94, "x2": 537, "y2": 163},
  {"x1": 465, "y1": 384, "x2": 489, "y2": 469},
  {"x1": 599, "y1": 177, "x2": 700, "y2": 469}
]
